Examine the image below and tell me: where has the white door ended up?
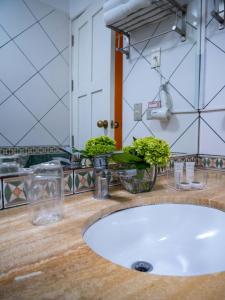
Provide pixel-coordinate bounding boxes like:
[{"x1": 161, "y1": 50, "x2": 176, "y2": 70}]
[{"x1": 72, "y1": 0, "x2": 114, "y2": 149}]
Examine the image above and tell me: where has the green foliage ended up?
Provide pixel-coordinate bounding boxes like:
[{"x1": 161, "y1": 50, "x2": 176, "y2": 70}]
[
  {"x1": 84, "y1": 136, "x2": 116, "y2": 157},
  {"x1": 112, "y1": 151, "x2": 142, "y2": 163},
  {"x1": 112, "y1": 136, "x2": 170, "y2": 167},
  {"x1": 72, "y1": 147, "x2": 89, "y2": 158},
  {"x1": 72, "y1": 147, "x2": 79, "y2": 153},
  {"x1": 133, "y1": 137, "x2": 170, "y2": 166}
]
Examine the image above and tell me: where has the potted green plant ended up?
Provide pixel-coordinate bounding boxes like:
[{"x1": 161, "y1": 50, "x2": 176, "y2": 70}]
[
  {"x1": 84, "y1": 136, "x2": 116, "y2": 168},
  {"x1": 112, "y1": 136, "x2": 170, "y2": 193},
  {"x1": 84, "y1": 136, "x2": 116, "y2": 199}
]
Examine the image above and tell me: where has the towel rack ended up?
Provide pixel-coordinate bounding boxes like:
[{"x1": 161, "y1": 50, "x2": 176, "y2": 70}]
[
  {"x1": 211, "y1": 0, "x2": 225, "y2": 29},
  {"x1": 107, "y1": 0, "x2": 187, "y2": 59}
]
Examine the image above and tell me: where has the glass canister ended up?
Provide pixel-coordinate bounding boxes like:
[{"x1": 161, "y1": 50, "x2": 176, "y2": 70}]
[
  {"x1": 25, "y1": 161, "x2": 64, "y2": 225},
  {"x1": 118, "y1": 167, "x2": 157, "y2": 194},
  {"x1": 0, "y1": 155, "x2": 20, "y2": 175}
]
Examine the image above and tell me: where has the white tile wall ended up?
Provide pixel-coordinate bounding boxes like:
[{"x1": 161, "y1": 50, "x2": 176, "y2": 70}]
[
  {"x1": 40, "y1": 10, "x2": 70, "y2": 52},
  {"x1": 0, "y1": 41, "x2": 36, "y2": 91},
  {"x1": 200, "y1": 0, "x2": 225, "y2": 155},
  {"x1": 0, "y1": 0, "x2": 70, "y2": 146},
  {"x1": 0, "y1": 95, "x2": 37, "y2": 145},
  {"x1": 0, "y1": 26, "x2": 10, "y2": 48},
  {"x1": 41, "y1": 100, "x2": 70, "y2": 144},
  {"x1": 200, "y1": 111, "x2": 225, "y2": 155},
  {"x1": 0, "y1": 134, "x2": 11, "y2": 147},
  {"x1": 0, "y1": 0, "x2": 36, "y2": 38},
  {"x1": 61, "y1": 93, "x2": 70, "y2": 109},
  {"x1": 15, "y1": 24, "x2": 59, "y2": 69},
  {"x1": 40, "y1": 55, "x2": 69, "y2": 98},
  {"x1": 24, "y1": 0, "x2": 53, "y2": 19},
  {"x1": 0, "y1": 82, "x2": 11, "y2": 105},
  {"x1": 200, "y1": 113, "x2": 225, "y2": 155},
  {"x1": 0, "y1": 0, "x2": 224, "y2": 155},
  {"x1": 17, "y1": 123, "x2": 58, "y2": 146},
  {"x1": 15, "y1": 74, "x2": 58, "y2": 119},
  {"x1": 123, "y1": 0, "x2": 199, "y2": 154},
  {"x1": 204, "y1": 40, "x2": 225, "y2": 106},
  {"x1": 61, "y1": 47, "x2": 70, "y2": 64},
  {"x1": 123, "y1": 0, "x2": 225, "y2": 156}
]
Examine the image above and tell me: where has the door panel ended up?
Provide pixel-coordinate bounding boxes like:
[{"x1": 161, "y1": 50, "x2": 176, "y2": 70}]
[
  {"x1": 92, "y1": 8, "x2": 108, "y2": 83},
  {"x1": 78, "y1": 95, "x2": 91, "y2": 149},
  {"x1": 72, "y1": 0, "x2": 114, "y2": 149},
  {"x1": 92, "y1": 89, "x2": 108, "y2": 136},
  {"x1": 114, "y1": 33, "x2": 123, "y2": 149},
  {"x1": 78, "y1": 22, "x2": 90, "y2": 93}
]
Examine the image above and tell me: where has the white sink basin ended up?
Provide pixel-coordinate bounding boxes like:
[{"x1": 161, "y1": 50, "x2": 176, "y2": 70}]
[{"x1": 84, "y1": 204, "x2": 225, "y2": 276}]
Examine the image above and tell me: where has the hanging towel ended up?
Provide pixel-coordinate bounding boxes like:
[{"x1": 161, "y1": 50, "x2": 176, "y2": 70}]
[
  {"x1": 103, "y1": 0, "x2": 127, "y2": 12},
  {"x1": 103, "y1": 0, "x2": 152, "y2": 26}
]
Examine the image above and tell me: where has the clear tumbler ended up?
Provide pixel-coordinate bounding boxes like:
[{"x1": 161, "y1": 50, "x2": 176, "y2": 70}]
[{"x1": 25, "y1": 161, "x2": 64, "y2": 225}]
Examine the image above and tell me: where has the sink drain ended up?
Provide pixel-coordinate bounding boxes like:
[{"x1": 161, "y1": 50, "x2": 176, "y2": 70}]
[{"x1": 131, "y1": 261, "x2": 153, "y2": 273}]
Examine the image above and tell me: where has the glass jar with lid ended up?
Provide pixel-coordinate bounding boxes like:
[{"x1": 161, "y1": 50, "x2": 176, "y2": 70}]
[
  {"x1": 25, "y1": 161, "x2": 64, "y2": 225},
  {"x1": 0, "y1": 155, "x2": 21, "y2": 175}
]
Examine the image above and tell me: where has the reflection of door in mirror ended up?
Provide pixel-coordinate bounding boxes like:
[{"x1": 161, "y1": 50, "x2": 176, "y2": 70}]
[
  {"x1": 72, "y1": 0, "x2": 120, "y2": 150},
  {"x1": 114, "y1": 32, "x2": 123, "y2": 150}
]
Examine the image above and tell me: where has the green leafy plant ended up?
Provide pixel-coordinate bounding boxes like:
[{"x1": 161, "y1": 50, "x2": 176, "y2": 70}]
[
  {"x1": 112, "y1": 136, "x2": 170, "y2": 168},
  {"x1": 84, "y1": 136, "x2": 116, "y2": 157},
  {"x1": 72, "y1": 147, "x2": 88, "y2": 158}
]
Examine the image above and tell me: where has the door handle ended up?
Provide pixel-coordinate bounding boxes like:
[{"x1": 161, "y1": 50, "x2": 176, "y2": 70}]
[
  {"x1": 111, "y1": 121, "x2": 120, "y2": 129},
  {"x1": 97, "y1": 120, "x2": 108, "y2": 129}
]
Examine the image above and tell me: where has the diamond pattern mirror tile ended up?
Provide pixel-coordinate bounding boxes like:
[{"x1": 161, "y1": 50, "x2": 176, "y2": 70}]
[
  {"x1": 0, "y1": 0, "x2": 70, "y2": 146},
  {"x1": 3, "y1": 176, "x2": 27, "y2": 208},
  {"x1": 64, "y1": 170, "x2": 74, "y2": 196},
  {"x1": 122, "y1": 0, "x2": 225, "y2": 156},
  {"x1": 200, "y1": 0, "x2": 225, "y2": 155},
  {"x1": 0, "y1": 183, "x2": 2, "y2": 209},
  {"x1": 123, "y1": 0, "x2": 200, "y2": 154},
  {"x1": 74, "y1": 169, "x2": 95, "y2": 193}
]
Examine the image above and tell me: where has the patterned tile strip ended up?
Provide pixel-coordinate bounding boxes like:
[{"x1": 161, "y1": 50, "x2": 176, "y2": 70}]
[
  {"x1": 0, "y1": 182, "x2": 2, "y2": 209},
  {"x1": 198, "y1": 156, "x2": 225, "y2": 169},
  {"x1": 0, "y1": 146, "x2": 63, "y2": 156},
  {"x1": 74, "y1": 169, "x2": 95, "y2": 193},
  {"x1": 1, "y1": 154, "x2": 225, "y2": 209},
  {"x1": 64, "y1": 170, "x2": 74, "y2": 196},
  {"x1": 3, "y1": 176, "x2": 27, "y2": 208}
]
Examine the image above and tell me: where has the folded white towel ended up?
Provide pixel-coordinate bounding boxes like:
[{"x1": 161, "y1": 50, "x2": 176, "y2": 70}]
[
  {"x1": 104, "y1": 0, "x2": 152, "y2": 26},
  {"x1": 128, "y1": 0, "x2": 152, "y2": 12},
  {"x1": 103, "y1": 0, "x2": 128, "y2": 12},
  {"x1": 104, "y1": 4, "x2": 129, "y2": 25}
]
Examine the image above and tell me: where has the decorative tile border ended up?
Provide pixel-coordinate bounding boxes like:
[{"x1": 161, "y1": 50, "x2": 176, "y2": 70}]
[
  {"x1": 0, "y1": 146, "x2": 64, "y2": 156},
  {"x1": 74, "y1": 168, "x2": 95, "y2": 193},
  {"x1": 3, "y1": 176, "x2": 27, "y2": 208},
  {"x1": 2, "y1": 171, "x2": 75, "y2": 209},
  {"x1": 165, "y1": 154, "x2": 225, "y2": 173},
  {"x1": 0, "y1": 153, "x2": 225, "y2": 210},
  {"x1": 73, "y1": 168, "x2": 120, "y2": 194},
  {"x1": 0, "y1": 148, "x2": 223, "y2": 171},
  {"x1": 198, "y1": 155, "x2": 225, "y2": 170},
  {"x1": 157, "y1": 154, "x2": 198, "y2": 175},
  {"x1": 0, "y1": 182, "x2": 2, "y2": 210},
  {"x1": 170, "y1": 155, "x2": 198, "y2": 168},
  {"x1": 64, "y1": 170, "x2": 74, "y2": 196}
]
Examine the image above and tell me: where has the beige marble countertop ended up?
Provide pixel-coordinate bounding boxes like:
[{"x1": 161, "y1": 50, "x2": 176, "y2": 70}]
[{"x1": 1, "y1": 172, "x2": 225, "y2": 300}]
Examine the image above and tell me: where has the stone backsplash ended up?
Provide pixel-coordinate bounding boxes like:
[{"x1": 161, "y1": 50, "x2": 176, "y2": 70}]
[{"x1": 0, "y1": 150, "x2": 224, "y2": 210}]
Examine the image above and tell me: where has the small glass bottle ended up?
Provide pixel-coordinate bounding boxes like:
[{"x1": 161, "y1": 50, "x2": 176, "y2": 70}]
[{"x1": 25, "y1": 161, "x2": 64, "y2": 225}]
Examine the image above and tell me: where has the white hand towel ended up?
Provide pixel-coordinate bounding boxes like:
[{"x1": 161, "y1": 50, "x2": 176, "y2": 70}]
[
  {"x1": 104, "y1": 4, "x2": 128, "y2": 25},
  {"x1": 104, "y1": 0, "x2": 152, "y2": 26},
  {"x1": 103, "y1": 0, "x2": 128, "y2": 12},
  {"x1": 127, "y1": 0, "x2": 152, "y2": 12}
]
